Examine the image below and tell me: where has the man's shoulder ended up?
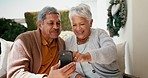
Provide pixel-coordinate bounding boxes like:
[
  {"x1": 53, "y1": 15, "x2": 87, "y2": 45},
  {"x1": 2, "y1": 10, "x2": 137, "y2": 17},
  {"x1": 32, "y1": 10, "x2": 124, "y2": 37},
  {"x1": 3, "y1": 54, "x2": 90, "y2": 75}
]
[
  {"x1": 14, "y1": 30, "x2": 40, "y2": 48},
  {"x1": 17, "y1": 30, "x2": 35, "y2": 39},
  {"x1": 15, "y1": 30, "x2": 40, "y2": 43}
]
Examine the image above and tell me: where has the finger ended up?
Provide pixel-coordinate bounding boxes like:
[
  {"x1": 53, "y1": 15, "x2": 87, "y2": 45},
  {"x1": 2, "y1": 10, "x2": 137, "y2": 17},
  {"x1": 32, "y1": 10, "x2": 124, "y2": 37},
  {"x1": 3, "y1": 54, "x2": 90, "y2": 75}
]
[
  {"x1": 73, "y1": 51, "x2": 78, "y2": 61},
  {"x1": 65, "y1": 63, "x2": 76, "y2": 77},
  {"x1": 75, "y1": 53, "x2": 84, "y2": 62},
  {"x1": 72, "y1": 51, "x2": 78, "y2": 58},
  {"x1": 51, "y1": 62, "x2": 60, "y2": 70},
  {"x1": 78, "y1": 52, "x2": 91, "y2": 62},
  {"x1": 61, "y1": 62, "x2": 76, "y2": 73},
  {"x1": 76, "y1": 54, "x2": 86, "y2": 62},
  {"x1": 73, "y1": 52, "x2": 80, "y2": 61},
  {"x1": 74, "y1": 56, "x2": 78, "y2": 61},
  {"x1": 76, "y1": 54, "x2": 83, "y2": 62}
]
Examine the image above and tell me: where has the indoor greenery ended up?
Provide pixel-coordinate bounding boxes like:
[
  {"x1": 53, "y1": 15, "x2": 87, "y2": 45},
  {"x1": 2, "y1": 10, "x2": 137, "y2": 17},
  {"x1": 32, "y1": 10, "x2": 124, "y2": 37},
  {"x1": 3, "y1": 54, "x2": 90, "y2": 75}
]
[
  {"x1": 0, "y1": 18, "x2": 27, "y2": 41},
  {"x1": 107, "y1": 0, "x2": 127, "y2": 37}
]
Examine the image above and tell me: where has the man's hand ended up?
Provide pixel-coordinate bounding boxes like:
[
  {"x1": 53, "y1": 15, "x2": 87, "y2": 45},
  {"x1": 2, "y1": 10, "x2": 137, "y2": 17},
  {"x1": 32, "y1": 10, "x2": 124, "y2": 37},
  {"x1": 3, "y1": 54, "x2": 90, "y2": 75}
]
[
  {"x1": 73, "y1": 51, "x2": 91, "y2": 62},
  {"x1": 47, "y1": 62, "x2": 76, "y2": 78}
]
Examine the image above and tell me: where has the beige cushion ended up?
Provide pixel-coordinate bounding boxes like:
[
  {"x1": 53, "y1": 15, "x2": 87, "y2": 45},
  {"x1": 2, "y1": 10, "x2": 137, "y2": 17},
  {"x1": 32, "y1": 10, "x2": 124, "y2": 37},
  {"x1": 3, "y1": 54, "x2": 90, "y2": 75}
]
[
  {"x1": 116, "y1": 42, "x2": 126, "y2": 75},
  {"x1": 59, "y1": 31, "x2": 74, "y2": 40},
  {"x1": 0, "y1": 38, "x2": 13, "y2": 77}
]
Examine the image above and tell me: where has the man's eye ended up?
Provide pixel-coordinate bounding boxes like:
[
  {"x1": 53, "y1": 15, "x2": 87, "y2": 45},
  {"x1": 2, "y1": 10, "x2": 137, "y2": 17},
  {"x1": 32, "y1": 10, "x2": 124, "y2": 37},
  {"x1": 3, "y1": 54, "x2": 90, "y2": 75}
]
[
  {"x1": 73, "y1": 24, "x2": 76, "y2": 27},
  {"x1": 47, "y1": 22, "x2": 53, "y2": 25},
  {"x1": 57, "y1": 22, "x2": 61, "y2": 26}
]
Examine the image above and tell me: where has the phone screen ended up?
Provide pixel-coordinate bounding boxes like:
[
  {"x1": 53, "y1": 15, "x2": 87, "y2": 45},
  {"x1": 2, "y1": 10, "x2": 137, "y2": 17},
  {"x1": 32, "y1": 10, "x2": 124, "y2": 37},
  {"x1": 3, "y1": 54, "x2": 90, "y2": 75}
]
[{"x1": 59, "y1": 50, "x2": 73, "y2": 68}]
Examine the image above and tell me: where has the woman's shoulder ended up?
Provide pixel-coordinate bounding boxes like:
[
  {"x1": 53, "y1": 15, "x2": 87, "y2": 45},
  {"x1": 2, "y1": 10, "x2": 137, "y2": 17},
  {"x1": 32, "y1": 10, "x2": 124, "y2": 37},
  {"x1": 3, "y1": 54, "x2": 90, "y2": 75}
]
[
  {"x1": 91, "y1": 28, "x2": 107, "y2": 33},
  {"x1": 91, "y1": 28, "x2": 108, "y2": 36}
]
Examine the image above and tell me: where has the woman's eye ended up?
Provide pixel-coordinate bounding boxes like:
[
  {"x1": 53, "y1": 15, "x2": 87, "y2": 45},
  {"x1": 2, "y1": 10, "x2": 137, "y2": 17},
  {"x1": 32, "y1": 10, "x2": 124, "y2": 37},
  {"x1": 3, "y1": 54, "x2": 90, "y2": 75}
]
[{"x1": 81, "y1": 24, "x2": 84, "y2": 25}]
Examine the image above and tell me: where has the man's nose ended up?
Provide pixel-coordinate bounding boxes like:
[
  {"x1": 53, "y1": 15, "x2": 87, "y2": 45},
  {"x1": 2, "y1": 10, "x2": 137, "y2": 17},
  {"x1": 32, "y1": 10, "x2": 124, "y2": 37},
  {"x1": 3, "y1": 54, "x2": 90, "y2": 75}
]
[{"x1": 53, "y1": 24, "x2": 59, "y2": 29}]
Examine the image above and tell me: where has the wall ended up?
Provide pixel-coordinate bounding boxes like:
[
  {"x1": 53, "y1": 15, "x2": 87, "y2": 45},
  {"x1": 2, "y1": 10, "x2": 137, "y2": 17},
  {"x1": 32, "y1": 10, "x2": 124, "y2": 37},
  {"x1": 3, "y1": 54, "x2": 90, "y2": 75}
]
[
  {"x1": 0, "y1": 0, "x2": 101, "y2": 28},
  {"x1": 109, "y1": 0, "x2": 133, "y2": 75},
  {"x1": 111, "y1": 0, "x2": 148, "y2": 78},
  {"x1": 0, "y1": 0, "x2": 81, "y2": 19},
  {"x1": 133, "y1": 0, "x2": 148, "y2": 78}
]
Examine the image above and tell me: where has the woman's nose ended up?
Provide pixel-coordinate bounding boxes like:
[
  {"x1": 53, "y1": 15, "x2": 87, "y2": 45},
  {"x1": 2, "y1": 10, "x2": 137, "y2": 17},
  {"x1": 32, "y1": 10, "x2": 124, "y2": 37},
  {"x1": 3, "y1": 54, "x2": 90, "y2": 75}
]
[{"x1": 76, "y1": 26, "x2": 81, "y2": 31}]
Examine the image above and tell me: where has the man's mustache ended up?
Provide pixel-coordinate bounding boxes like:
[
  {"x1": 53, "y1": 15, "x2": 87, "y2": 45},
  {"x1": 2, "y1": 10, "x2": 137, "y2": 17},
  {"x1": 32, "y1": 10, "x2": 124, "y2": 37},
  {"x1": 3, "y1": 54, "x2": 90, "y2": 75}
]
[{"x1": 50, "y1": 29, "x2": 60, "y2": 33}]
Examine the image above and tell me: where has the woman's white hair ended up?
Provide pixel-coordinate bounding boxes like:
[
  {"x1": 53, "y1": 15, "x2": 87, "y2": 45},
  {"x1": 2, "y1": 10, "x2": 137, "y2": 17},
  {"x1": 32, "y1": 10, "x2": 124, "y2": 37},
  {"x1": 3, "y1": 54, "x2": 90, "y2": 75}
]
[{"x1": 69, "y1": 3, "x2": 92, "y2": 22}]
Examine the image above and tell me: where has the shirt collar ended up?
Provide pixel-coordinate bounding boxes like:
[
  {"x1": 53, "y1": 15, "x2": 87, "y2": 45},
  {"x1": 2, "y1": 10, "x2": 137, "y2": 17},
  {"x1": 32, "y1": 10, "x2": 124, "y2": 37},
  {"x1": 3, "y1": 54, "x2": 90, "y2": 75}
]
[{"x1": 41, "y1": 35, "x2": 57, "y2": 47}]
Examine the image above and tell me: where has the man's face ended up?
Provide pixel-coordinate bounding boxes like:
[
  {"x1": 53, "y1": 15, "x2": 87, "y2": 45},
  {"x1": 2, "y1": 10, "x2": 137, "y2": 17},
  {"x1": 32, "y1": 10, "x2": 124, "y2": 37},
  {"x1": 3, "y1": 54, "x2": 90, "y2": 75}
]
[
  {"x1": 71, "y1": 15, "x2": 92, "y2": 40},
  {"x1": 38, "y1": 14, "x2": 62, "y2": 40}
]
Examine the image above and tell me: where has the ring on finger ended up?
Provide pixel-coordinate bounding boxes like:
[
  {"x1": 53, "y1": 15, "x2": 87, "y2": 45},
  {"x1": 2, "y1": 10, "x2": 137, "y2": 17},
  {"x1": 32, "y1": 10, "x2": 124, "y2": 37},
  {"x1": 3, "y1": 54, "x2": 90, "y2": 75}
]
[{"x1": 74, "y1": 57, "x2": 77, "y2": 59}]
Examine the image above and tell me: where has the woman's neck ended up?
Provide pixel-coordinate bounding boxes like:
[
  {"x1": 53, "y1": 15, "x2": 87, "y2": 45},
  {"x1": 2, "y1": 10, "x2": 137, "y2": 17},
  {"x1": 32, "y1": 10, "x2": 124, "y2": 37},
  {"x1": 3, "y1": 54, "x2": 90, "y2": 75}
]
[{"x1": 77, "y1": 37, "x2": 89, "y2": 45}]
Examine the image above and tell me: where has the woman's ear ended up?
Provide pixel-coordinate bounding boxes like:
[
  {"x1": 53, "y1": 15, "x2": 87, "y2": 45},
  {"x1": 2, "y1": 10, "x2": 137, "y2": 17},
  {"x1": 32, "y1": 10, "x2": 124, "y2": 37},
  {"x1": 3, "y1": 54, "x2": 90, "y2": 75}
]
[{"x1": 90, "y1": 19, "x2": 93, "y2": 27}]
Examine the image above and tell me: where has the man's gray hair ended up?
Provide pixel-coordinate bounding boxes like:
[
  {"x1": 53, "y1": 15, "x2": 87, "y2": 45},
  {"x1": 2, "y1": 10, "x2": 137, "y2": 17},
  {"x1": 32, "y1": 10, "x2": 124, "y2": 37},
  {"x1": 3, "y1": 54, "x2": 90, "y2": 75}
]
[
  {"x1": 69, "y1": 3, "x2": 92, "y2": 22},
  {"x1": 37, "y1": 6, "x2": 60, "y2": 22}
]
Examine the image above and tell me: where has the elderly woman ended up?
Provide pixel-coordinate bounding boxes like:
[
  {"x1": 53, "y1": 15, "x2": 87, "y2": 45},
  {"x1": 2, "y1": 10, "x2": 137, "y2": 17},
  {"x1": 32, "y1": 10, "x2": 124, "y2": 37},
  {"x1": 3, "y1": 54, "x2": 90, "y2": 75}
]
[{"x1": 65, "y1": 3, "x2": 123, "y2": 78}]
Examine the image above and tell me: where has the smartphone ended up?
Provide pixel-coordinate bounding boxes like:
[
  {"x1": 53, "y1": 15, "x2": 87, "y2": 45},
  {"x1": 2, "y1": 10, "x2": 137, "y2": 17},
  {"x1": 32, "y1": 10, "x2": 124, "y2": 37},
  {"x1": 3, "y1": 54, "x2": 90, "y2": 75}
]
[{"x1": 59, "y1": 50, "x2": 73, "y2": 68}]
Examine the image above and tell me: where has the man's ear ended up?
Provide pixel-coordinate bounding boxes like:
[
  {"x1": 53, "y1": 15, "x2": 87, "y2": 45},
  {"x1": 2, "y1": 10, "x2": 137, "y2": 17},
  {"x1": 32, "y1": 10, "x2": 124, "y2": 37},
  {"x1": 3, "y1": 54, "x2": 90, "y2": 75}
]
[
  {"x1": 37, "y1": 21, "x2": 42, "y2": 29},
  {"x1": 90, "y1": 19, "x2": 93, "y2": 27}
]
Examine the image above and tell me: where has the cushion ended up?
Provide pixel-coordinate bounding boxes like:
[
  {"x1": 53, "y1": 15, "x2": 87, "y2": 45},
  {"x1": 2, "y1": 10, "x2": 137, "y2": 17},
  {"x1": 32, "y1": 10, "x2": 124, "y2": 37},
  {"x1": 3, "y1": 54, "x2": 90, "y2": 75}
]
[
  {"x1": 0, "y1": 38, "x2": 13, "y2": 77},
  {"x1": 24, "y1": 10, "x2": 71, "y2": 31},
  {"x1": 116, "y1": 42, "x2": 126, "y2": 75},
  {"x1": 59, "y1": 31, "x2": 74, "y2": 40}
]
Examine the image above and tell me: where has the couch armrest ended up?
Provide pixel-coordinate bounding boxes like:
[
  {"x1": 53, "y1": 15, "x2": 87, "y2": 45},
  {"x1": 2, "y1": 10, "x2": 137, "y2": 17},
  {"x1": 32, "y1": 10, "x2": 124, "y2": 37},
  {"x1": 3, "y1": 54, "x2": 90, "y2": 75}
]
[{"x1": 123, "y1": 74, "x2": 140, "y2": 78}]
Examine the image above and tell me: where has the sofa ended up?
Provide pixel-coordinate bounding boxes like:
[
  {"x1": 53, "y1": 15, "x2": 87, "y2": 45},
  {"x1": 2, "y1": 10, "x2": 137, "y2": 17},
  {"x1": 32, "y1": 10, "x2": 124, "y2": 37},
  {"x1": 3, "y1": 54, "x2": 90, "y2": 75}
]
[
  {"x1": 0, "y1": 31, "x2": 139, "y2": 78},
  {"x1": 0, "y1": 10, "x2": 139, "y2": 78}
]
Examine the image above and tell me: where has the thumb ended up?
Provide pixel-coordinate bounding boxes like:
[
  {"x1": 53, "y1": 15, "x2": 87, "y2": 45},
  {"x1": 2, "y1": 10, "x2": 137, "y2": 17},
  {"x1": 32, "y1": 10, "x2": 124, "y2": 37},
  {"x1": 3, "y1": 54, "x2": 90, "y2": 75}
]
[{"x1": 51, "y1": 62, "x2": 60, "y2": 70}]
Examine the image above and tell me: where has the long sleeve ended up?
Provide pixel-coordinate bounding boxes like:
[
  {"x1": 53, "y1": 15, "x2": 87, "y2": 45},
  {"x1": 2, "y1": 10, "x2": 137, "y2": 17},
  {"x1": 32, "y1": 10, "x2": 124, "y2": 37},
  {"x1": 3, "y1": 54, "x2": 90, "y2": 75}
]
[
  {"x1": 7, "y1": 30, "x2": 47, "y2": 78},
  {"x1": 88, "y1": 29, "x2": 117, "y2": 64},
  {"x1": 65, "y1": 28, "x2": 117, "y2": 64},
  {"x1": 7, "y1": 39, "x2": 46, "y2": 78},
  {"x1": 65, "y1": 28, "x2": 121, "y2": 78}
]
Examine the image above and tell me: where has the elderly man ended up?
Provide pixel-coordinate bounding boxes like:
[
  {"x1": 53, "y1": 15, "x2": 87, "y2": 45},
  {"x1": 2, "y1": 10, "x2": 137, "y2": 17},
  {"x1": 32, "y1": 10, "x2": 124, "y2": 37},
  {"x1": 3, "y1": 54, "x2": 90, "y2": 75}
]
[{"x1": 7, "y1": 6, "x2": 76, "y2": 78}]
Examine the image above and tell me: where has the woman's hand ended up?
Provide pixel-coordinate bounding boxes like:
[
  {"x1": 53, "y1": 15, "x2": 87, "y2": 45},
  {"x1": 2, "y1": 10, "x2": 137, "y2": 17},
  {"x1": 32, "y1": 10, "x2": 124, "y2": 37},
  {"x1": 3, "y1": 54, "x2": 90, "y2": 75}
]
[
  {"x1": 75, "y1": 74, "x2": 85, "y2": 78},
  {"x1": 73, "y1": 51, "x2": 91, "y2": 62},
  {"x1": 47, "y1": 62, "x2": 76, "y2": 78}
]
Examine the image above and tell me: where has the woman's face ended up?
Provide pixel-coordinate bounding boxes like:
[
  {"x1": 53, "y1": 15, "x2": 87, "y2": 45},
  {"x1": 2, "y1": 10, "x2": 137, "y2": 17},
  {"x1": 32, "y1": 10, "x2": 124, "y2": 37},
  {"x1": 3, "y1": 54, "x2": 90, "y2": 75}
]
[
  {"x1": 37, "y1": 14, "x2": 62, "y2": 40},
  {"x1": 71, "y1": 15, "x2": 93, "y2": 40}
]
